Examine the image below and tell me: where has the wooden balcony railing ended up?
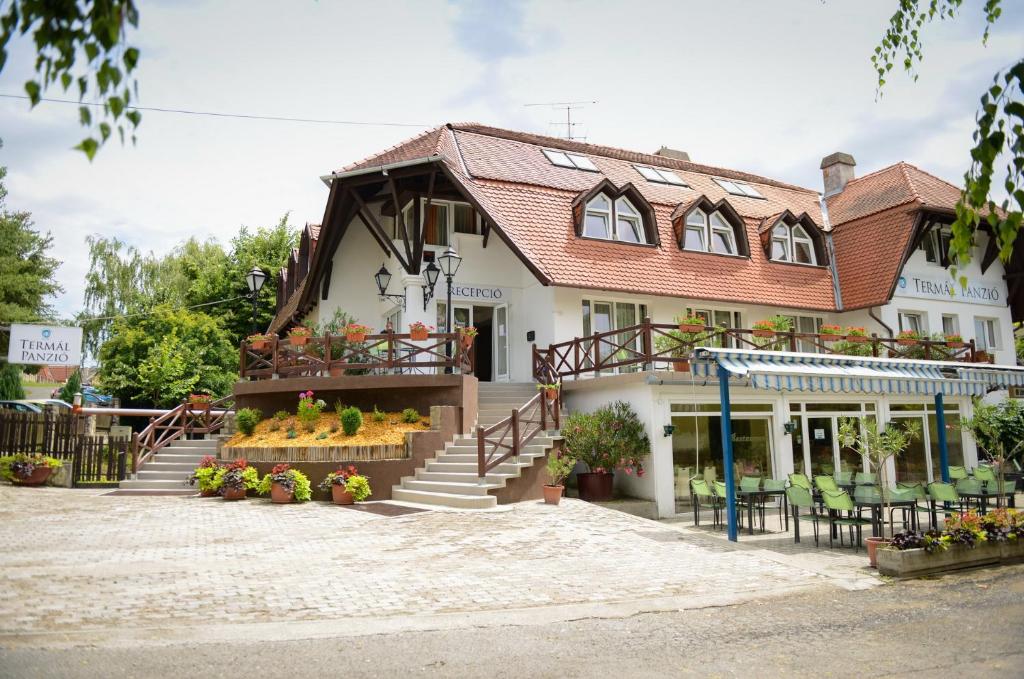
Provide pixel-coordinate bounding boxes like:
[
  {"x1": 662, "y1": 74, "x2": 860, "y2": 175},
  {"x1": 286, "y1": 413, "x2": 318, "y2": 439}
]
[
  {"x1": 477, "y1": 389, "x2": 560, "y2": 480},
  {"x1": 533, "y1": 318, "x2": 984, "y2": 381},
  {"x1": 239, "y1": 332, "x2": 474, "y2": 381},
  {"x1": 132, "y1": 394, "x2": 235, "y2": 472}
]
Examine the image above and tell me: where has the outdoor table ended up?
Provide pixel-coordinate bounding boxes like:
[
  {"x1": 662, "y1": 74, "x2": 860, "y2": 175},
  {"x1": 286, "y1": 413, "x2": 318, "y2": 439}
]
[
  {"x1": 734, "y1": 489, "x2": 787, "y2": 535},
  {"x1": 957, "y1": 490, "x2": 1015, "y2": 513},
  {"x1": 854, "y1": 498, "x2": 920, "y2": 537}
]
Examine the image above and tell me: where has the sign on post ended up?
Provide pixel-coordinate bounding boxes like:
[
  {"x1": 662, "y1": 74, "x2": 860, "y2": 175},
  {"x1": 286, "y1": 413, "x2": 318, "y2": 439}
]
[{"x1": 6, "y1": 324, "x2": 83, "y2": 366}]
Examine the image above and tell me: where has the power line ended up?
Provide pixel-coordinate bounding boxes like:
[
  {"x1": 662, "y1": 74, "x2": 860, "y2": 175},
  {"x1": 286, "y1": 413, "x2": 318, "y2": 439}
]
[
  {"x1": 0, "y1": 94, "x2": 428, "y2": 128},
  {"x1": 80, "y1": 294, "x2": 250, "y2": 323}
]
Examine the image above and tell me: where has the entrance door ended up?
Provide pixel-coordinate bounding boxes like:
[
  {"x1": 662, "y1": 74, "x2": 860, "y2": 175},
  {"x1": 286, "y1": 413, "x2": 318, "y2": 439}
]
[
  {"x1": 892, "y1": 414, "x2": 930, "y2": 483},
  {"x1": 494, "y1": 304, "x2": 509, "y2": 381},
  {"x1": 807, "y1": 417, "x2": 836, "y2": 477}
]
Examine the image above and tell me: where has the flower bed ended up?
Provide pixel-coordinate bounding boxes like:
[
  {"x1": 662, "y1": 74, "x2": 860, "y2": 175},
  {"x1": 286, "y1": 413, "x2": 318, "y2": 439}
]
[{"x1": 224, "y1": 410, "x2": 427, "y2": 449}]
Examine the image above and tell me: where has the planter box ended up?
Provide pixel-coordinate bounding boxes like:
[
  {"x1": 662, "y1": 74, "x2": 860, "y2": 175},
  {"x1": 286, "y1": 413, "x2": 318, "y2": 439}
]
[{"x1": 877, "y1": 540, "x2": 1024, "y2": 578}]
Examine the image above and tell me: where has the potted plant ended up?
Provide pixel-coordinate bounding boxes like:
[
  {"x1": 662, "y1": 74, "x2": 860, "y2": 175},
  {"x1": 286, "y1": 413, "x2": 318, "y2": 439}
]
[
  {"x1": 654, "y1": 330, "x2": 693, "y2": 371},
  {"x1": 187, "y1": 455, "x2": 222, "y2": 497},
  {"x1": 544, "y1": 451, "x2": 576, "y2": 505},
  {"x1": 751, "y1": 319, "x2": 776, "y2": 338},
  {"x1": 838, "y1": 417, "x2": 921, "y2": 567},
  {"x1": 844, "y1": 326, "x2": 869, "y2": 343},
  {"x1": 0, "y1": 454, "x2": 64, "y2": 486},
  {"x1": 818, "y1": 324, "x2": 842, "y2": 342},
  {"x1": 320, "y1": 465, "x2": 372, "y2": 504},
  {"x1": 188, "y1": 393, "x2": 213, "y2": 411},
  {"x1": 258, "y1": 463, "x2": 312, "y2": 504},
  {"x1": 212, "y1": 458, "x2": 260, "y2": 500},
  {"x1": 896, "y1": 329, "x2": 921, "y2": 346},
  {"x1": 537, "y1": 382, "x2": 560, "y2": 401},
  {"x1": 344, "y1": 323, "x2": 372, "y2": 343},
  {"x1": 459, "y1": 326, "x2": 478, "y2": 348},
  {"x1": 562, "y1": 401, "x2": 650, "y2": 503},
  {"x1": 676, "y1": 313, "x2": 706, "y2": 334},
  {"x1": 246, "y1": 333, "x2": 271, "y2": 351},
  {"x1": 288, "y1": 326, "x2": 313, "y2": 346},
  {"x1": 944, "y1": 333, "x2": 965, "y2": 348},
  {"x1": 408, "y1": 321, "x2": 432, "y2": 341}
]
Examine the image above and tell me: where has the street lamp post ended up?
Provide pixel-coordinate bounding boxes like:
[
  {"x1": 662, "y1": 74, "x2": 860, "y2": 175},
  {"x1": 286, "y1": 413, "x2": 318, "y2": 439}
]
[
  {"x1": 437, "y1": 247, "x2": 462, "y2": 373},
  {"x1": 245, "y1": 266, "x2": 268, "y2": 334}
]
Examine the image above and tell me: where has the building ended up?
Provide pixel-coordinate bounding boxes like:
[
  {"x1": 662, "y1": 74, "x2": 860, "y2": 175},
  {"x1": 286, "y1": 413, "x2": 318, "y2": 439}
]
[{"x1": 254, "y1": 123, "x2": 1023, "y2": 518}]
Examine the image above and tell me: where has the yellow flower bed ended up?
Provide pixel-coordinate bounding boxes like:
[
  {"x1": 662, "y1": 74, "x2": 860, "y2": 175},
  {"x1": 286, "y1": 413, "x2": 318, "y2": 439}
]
[{"x1": 225, "y1": 411, "x2": 428, "y2": 448}]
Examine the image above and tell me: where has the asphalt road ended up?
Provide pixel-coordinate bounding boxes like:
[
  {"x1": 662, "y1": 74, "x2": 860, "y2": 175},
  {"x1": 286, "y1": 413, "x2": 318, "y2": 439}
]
[{"x1": 2, "y1": 565, "x2": 1023, "y2": 679}]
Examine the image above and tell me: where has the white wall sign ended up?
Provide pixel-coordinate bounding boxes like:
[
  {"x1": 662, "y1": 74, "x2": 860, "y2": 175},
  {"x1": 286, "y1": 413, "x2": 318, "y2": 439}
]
[
  {"x1": 894, "y1": 275, "x2": 1003, "y2": 307},
  {"x1": 450, "y1": 284, "x2": 509, "y2": 302},
  {"x1": 7, "y1": 324, "x2": 83, "y2": 366}
]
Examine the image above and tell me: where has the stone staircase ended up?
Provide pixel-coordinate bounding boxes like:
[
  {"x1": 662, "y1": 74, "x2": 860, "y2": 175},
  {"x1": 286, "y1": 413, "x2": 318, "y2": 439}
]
[
  {"x1": 117, "y1": 439, "x2": 215, "y2": 495},
  {"x1": 392, "y1": 382, "x2": 563, "y2": 509}
]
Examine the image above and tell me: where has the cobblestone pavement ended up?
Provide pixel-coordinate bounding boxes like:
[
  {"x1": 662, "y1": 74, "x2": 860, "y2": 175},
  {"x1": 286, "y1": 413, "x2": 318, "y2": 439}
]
[{"x1": 0, "y1": 486, "x2": 879, "y2": 647}]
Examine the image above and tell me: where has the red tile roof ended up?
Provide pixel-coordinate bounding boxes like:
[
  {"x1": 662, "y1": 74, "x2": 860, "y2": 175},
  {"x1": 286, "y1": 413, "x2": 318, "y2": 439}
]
[
  {"x1": 831, "y1": 205, "x2": 919, "y2": 310},
  {"x1": 826, "y1": 162, "x2": 960, "y2": 225}
]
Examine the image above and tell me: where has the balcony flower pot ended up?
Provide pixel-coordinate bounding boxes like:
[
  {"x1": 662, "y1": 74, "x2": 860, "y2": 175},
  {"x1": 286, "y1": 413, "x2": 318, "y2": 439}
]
[
  {"x1": 845, "y1": 334, "x2": 869, "y2": 343},
  {"x1": 866, "y1": 536, "x2": 889, "y2": 568},
  {"x1": 577, "y1": 471, "x2": 614, "y2": 502},
  {"x1": 331, "y1": 485, "x2": 354, "y2": 505},
  {"x1": 946, "y1": 341, "x2": 966, "y2": 349},
  {"x1": 250, "y1": 339, "x2": 269, "y2": 351},
  {"x1": 410, "y1": 328, "x2": 429, "y2": 341},
  {"x1": 752, "y1": 329, "x2": 775, "y2": 338},
  {"x1": 678, "y1": 323, "x2": 704, "y2": 333},
  {"x1": 223, "y1": 487, "x2": 247, "y2": 501},
  {"x1": 290, "y1": 335, "x2": 309, "y2": 346},
  {"x1": 672, "y1": 359, "x2": 691, "y2": 372},
  {"x1": 897, "y1": 338, "x2": 919, "y2": 346},
  {"x1": 328, "y1": 364, "x2": 345, "y2": 377},
  {"x1": 13, "y1": 466, "x2": 53, "y2": 486},
  {"x1": 976, "y1": 351, "x2": 993, "y2": 363},
  {"x1": 346, "y1": 332, "x2": 366, "y2": 343},
  {"x1": 270, "y1": 482, "x2": 294, "y2": 504},
  {"x1": 545, "y1": 387, "x2": 559, "y2": 401},
  {"x1": 543, "y1": 484, "x2": 564, "y2": 505},
  {"x1": 190, "y1": 402, "x2": 211, "y2": 412}
]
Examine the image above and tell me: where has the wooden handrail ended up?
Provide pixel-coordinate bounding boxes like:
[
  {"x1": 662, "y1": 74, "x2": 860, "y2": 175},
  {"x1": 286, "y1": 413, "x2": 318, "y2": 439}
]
[
  {"x1": 476, "y1": 389, "x2": 558, "y2": 479},
  {"x1": 131, "y1": 395, "x2": 235, "y2": 473}
]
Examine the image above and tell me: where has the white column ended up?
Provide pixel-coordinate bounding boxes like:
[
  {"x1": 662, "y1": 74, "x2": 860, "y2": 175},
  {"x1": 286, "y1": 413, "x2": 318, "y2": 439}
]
[
  {"x1": 652, "y1": 395, "x2": 676, "y2": 519},
  {"x1": 773, "y1": 395, "x2": 795, "y2": 480},
  {"x1": 401, "y1": 274, "x2": 433, "y2": 332}
]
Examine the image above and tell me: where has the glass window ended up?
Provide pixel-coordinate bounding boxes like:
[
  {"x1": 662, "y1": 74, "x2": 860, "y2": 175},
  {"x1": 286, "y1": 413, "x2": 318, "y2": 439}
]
[
  {"x1": 543, "y1": 149, "x2": 598, "y2": 171},
  {"x1": 794, "y1": 240, "x2": 814, "y2": 264},
  {"x1": 929, "y1": 413, "x2": 964, "y2": 473},
  {"x1": 566, "y1": 153, "x2": 598, "y2": 171},
  {"x1": 771, "y1": 222, "x2": 816, "y2": 264},
  {"x1": 687, "y1": 210, "x2": 706, "y2": 227},
  {"x1": 714, "y1": 178, "x2": 764, "y2": 199},
  {"x1": 583, "y1": 194, "x2": 648, "y2": 244},
  {"x1": 636, "y1": 166, "x2": 663, "y2": 181},
  {"x1": 974, "y1": 318, "x2": 998, "y2": 350},
  {"x1": 941, "y1": 314, "x2": 959, "y2": 336},
  {"x1": 584, "y1": 196, "x2": 611, "y2": 239},
  {"x1": 423, "y1": 203, "x2": 449, "y2": 246},
  {"x1": 898, "y1": 312, "x2": 924, "y2": 334},
  {"x1": 635, "y1": 165, "x2": 688, "y2": 186},
  {"x1": 682, "y1": 209, "x2": 736, "y2": 255},
  {"x1": 542, "y1": 149, "x2": 574, "y2": 168},
  {"x1": 771, "y1": 239, "x2": 788, "y2": 261},
  {"x1": 615, "y1": 198, "x2": 643, "y2": 243},
  {"x1": 453, "y1": 204, "x2": 476, "y2": 234},
  {"x1": 711, "y1": 229, "x2": 734, "y2": 254}
]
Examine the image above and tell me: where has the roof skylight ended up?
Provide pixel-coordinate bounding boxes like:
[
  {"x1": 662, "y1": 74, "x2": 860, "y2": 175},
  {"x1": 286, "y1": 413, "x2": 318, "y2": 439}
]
[
  {"x1": 714, "y1": 178, "x2": 764, "y2": 199},
  {"x1": 635, "y1": 165, "x2": 688, "y2": 186},
  {"x1": 542, "y1": 149, "x2": 599, "y2": 172}
]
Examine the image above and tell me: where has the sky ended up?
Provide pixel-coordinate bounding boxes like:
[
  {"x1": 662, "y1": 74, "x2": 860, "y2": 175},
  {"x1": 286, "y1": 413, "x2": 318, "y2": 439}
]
[{"x1": 1, "y1": 0, "x2": 1021, "y2": 320}]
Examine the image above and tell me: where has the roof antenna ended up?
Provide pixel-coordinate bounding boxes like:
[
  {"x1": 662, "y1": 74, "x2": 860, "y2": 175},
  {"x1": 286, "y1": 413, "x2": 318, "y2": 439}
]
[{"x1": 524, "y1": 100, "x2": 598, "y2": 141}]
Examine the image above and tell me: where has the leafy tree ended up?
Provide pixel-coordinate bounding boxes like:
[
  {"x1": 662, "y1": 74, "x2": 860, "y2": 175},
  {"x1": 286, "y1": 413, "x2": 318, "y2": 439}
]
[
  {"x1": 0, "y1": 363, "x2": 25, "y2": 400},
  {"x1": 58, "y1": 369, "x2": 82, "y2": 403},
  {"x1": 97, "y1": 305, "x2": 236, "y2": 408},
  {"x1": 873, "y1": 0, "x2": 1022, "y2": 278},
  {"x1": 0, "y1": 1, "x2": 142, "y2": 159}
]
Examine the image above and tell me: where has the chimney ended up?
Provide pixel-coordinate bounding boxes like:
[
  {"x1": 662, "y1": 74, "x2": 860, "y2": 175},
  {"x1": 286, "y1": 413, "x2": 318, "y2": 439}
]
[
  {"x1": 820, "y1": 152, "x2": 856, "y2": 196},
  {"x1": 654, "y1": 146, "x2": 690, "y2": 162}
]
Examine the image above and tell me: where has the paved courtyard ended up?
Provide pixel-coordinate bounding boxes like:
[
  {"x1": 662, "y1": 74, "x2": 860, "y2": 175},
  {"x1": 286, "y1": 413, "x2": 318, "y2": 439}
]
[{"x1": 0, "y1": 486, "x2": 880, "y2": 649}]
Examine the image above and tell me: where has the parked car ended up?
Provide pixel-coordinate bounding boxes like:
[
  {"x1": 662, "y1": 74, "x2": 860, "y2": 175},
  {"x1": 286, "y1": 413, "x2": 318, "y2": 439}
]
[
  {"x1": 26, "y1": 399, "x2": 72, "y2": 411},
  {"x1": 0, "y1": 401, "x2": 44, "y2": 413},
  {"x1": 80, "y1": 386, "x2": 113, "y2": 406}
]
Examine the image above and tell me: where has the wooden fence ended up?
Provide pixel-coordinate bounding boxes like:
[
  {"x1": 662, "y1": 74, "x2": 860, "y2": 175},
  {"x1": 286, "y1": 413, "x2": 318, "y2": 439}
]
[{"x1": 0, "y1": 410, "x2": 128, "y2": 486}]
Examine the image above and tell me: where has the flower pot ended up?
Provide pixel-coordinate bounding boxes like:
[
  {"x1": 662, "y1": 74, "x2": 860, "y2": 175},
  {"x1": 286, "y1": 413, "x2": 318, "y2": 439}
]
[
  {"x1": 577, "y1": 471, "x2": 614, "y2": 502},
  {"x1": 946, "y1": 341, "x2": 965, "y2": 349},
  {"x1": 190, "y1": 402, "x2": 211, "y2": 412},
  {"x1": 270, "y1": 482, "x2": 294, "y2": 504},
  {"x1": 410, "y1": 328, "x2": 429, "y2": 341},
  {"x1": 545, "y1": 388, "x2": 559, "y2": 401},
  {"x1": 12, "y1": 466, "x2": 53, "y2": 486},
  {"x1": 752, "y1": 329, "x2": 774, "y2": 338},
  {"x1": 346, "y1": 333, "x2": 366, "y2": 343},
  {"x1": 845, "y1": 335, "x2": 868, "y2": 343},
  {"x1": 461, "y1": 335, "x2": 474, "y2": 349},
  {"x1": 332, "y1": 485, "x2": 354, "y2": 505},
  {"x1": 897, "y1": 338, "x2": 918, "y2": 346},
  {"x1": 222, "y1": 486, "x2": 247, "y2": 501},
  {"x1": 819, "y1": 334, "x2": 840, "y2": 342},
  {"x1": 543, "y1": 484, "x2": 564, "y2": 505},
  {"x1": 866, "y1": 536, "x2": 889, "y2": 568},
  {"x1": 199, "y1": 488, "x2": 218, "y2": 497},
  {"x1": 250, "y1": 340, "x2": 268, "y2": 351},
  {"x1": 290, "y1": 335, "x2": 309, "y2": 346},
  {"x1": 678, "y1": 323, "x2": 704, "y2": 333},
  {"x1": 328, "y1": 366, "x2": 345, "y2": 377},
  {"x1": 672, "y1": 359, "x2": 690, "y2": 372}
]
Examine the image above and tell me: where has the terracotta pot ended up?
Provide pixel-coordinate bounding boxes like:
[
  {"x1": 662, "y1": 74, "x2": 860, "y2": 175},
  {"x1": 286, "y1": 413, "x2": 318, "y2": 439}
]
[
  {"x1": 819, "y1": 334, "x2": 841, "y2": 342},
  {"x1": 543, "y1": 484, "x2": 564, "y2": 505},
  {"x1": 199, "y1": 488, "x2": 218, "y2": 497},
  {"x1": 222, "y1": 486, "x2": 247, "y2": 501},
  {"x1": 328, "y1": 366, "x2": 345, "y2": 377},
  {"x1": 12, "y1": 466, "x2": 53, "y2": 486},
  {"x1": 190, "y1": 402, "x2": 211, "y2": 411},
  {"x1": 678, "y1": 323, "x2": 704, "y2": 333},
  {"x1": 461, "y1": 335, "x2": 475, "y2": 348},
  {"x1": 346, "y1": 333, "x2": 366, "y2": 343},
  {"x1": 672, "y1": 359, "x2": 690, "y2": 372},
  {"x1": 845, "y1": 335, "x2": 868, "y2": 343},
  {"x1": 270, "y1": 482, "x2": 294, "y2": 504},
  {"x1": 545, "y1": 388, "x2": 559, "y2": 401},
  {"x1": 577, "y1": 471, "x2": 614, "y2": 502},
  {"x1": 897, "y1": 338, "x2": 919, "y2": 346},
  {"x1": 866, "y1": 536, "x2": 890, "y2": 568},
  {"x1": 410, "y1": 328, "x2": 429, "y2": 341},
  {"x1": 752, "y1": 329, "x2": 775, "y2": 338},
  {"x1": 290, "y1": 335, "x2": 309, "y2": 346},
  {"x1": 332, "y1": 485, "x2": 354, "y2": 505},
  {"x1": 947, "y1": 341, "x2": 965, "y2": 348},
  {"x1": 250, "y1": 340, "x2": 268, "y2": 351}
]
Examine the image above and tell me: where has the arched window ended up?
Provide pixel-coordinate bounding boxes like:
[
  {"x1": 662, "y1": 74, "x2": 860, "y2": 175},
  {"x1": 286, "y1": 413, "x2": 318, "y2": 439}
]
[
  {"x1": 771, "y1": 222, "x2": 817, "y2": 264},
  {"x1": 683, "y1": 209, "x2": 736, "y2": 255},
  {"x1": 583, "y1": 194, "x2": 649, "y2": 244}
]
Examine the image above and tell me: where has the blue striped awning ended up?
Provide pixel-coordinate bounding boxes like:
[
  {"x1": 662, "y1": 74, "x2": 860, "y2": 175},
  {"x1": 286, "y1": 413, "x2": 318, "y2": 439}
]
[
  {"x1": 691, "y1": 348, "x2": 988, "y2": 397},
  {"x1": 956, "y1": 367, "x2": 1024, "y2": 389}
]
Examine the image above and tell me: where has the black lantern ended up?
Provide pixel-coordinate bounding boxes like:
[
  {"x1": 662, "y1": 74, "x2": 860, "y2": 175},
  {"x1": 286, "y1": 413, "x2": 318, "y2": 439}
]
[
  {"x1": 437, "y1": 247, "x2": 462, "y2": 278},
  {"x1": 245, "y1": 266, "x2": 267, "y2": 333},
  {"x1": 422, "y1": 260, "x2": 440, "y2": 310},
  {"x1": 373, "y1": 263, "x2": 405, "y2": 310}
]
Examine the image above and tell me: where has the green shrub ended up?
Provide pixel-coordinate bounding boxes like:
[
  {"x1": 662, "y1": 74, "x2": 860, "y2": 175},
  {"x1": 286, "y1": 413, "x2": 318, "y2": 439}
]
[
  {"x1": 401, "y1": 408, "x2": 420, "y2": 424},
  {"x1": 236, "y1": 408, "x2": 262, "y2": 436},
  {"x1": 274, "y1": 410, "x2": 290, "y2": 421},
  {"x1": 286, "y1": 428, "x2": 297, "y2": 439},
  {"x1": 341, "y1": 406, "x2": 363, "y2": 436},
  {"x1": 345, "y1": 474, "x2": 372, "y2": 501},
  {"x1": 371, "y1": 406, "x2": 386, "y2": 422},
  {"x1": 268, "y1": 420, "x2": 281, "y2": 432},
  {"x1": 561, "y1": 401, "x2": 650, "y2": 475},
  {"x1": 317, "y1": 431, "x2": 329, "y2": 440}
]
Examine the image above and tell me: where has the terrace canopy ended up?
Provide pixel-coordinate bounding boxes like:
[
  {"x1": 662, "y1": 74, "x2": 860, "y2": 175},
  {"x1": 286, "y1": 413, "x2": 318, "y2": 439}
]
[{"x1": 690, "y1": 347, "x2": 1019, "y2": 542}]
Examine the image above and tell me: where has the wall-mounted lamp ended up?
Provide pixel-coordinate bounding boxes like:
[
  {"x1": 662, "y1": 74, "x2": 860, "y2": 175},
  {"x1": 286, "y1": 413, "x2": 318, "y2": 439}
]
[
  {"x1": 663, "y1": 424, "x2": 675, "y2": 437},
  {"x1": 421, "y1": 260, "x2": 440, "y2": 311},
  {"x1": 783, "y1": 421, "x2": 798, "y2": 435},
  {"x1": 373, "y1": 263, "x2": 406, "y2": 311}
]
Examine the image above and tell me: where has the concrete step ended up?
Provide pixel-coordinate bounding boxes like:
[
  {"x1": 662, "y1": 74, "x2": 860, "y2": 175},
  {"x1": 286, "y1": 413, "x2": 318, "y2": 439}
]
[
  {"x1": 400, "y1": 479, "x2": 499, "y2": 495},
  {"x1": 140, "y1": 461, "x2": 198, "y2": 472},
  {"x1": 452, "y1": 435, "x2": 559, "y2": 447},
  {"x1": 119, "y1": 479, "x2": 193, "y2": 490},
  {"x1": 391, "y1": 487, "x2": 497, "y2": 509},
  {"x1": 162, "y1": 446, "x2": 217, "y2": 455},
  {"x1": 426, "y1": 460, "x2": 526, "y2": 474},
  {"x1": 445, "y1": 443, "x2": 550, "y2": 455},
  {"x1": 137, "y1": 470, "x2": 194, "y2": 481},
  {"x1": 164, "y1": 439, "x2": 215, "y2": 448},
  {"x1": 414, "y1": 470, "x2": 517, "y2": 484}
]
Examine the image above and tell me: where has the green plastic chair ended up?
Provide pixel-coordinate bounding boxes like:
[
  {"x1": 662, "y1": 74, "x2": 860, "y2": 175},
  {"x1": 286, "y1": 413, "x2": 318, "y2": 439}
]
[
  {"x1": 785, "y1": 485, "x2": 820, "y2": 545},
  {"x1": 814, "y1": 475, "x2": 838, "y2": 492},
  {"x1": 948, "y1": 465, "x2": 968, "y2": 481},
  {"x1": 835, "y1": 470, "x2": 853, "y2": 486},
  {"x1": 898, "y1": 481, "x2": 934, "y2": 529},
  {"x1": 821, "y1": 489, "x2": 873, "y2": 550},
  {"x1": 739, "y1": 476, "x2": 762, "y2": 491},
  {"x1": 928, "y1": 481, "x2": 965, "y2": 526},
  {"x1": 690, "y1": 478, "x2": 721, "y2": 529},
  {"x1": 854, "y1": 471, "x2": 876, "y2": 485},
  {"x1": 713, "y1": 480, "x2": 741, "y2": 529},
  {"x1": 973, "y1": 466, "x2": 996, "y2": 483},
  {"x1": 788, "y1": 473, "x2": 811, "y2": 491}
]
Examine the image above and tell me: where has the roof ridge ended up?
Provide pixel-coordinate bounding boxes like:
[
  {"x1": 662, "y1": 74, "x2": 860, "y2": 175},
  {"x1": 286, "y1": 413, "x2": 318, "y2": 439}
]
[
  {"x1": 337, "y1": 125, "x2": 443, "y2": 172},
  {"x1": 449, "y1": 123, "x2": 819, "y2": 195},
  {"x1": 899, "y1": 161, "x2": 963, "y2": 195},
  {"x1": 843, "y1": 162, "x2": 905, "y2": 186},
  {"x1": 897, "y1": 162, "x2": 923, "y2": 203}
]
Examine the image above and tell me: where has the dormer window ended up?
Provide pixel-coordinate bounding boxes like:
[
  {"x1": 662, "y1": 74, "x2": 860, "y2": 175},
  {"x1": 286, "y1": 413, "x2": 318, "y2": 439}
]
[
  {"x1": 714, "y1": 178, "x2": 764, "y2": 199},
  {"x1": 684, "y1": 209, "x2": 737, "y2": 255},
  {"x1": 543, "y1": 149, "x2": 599, "y2": 172},
  {"x1": 919, "y1": 223, "x2": 954, "y2": 266},
  {"x1": 584, "y1": 194, "x2": 647, "y2": 243},
  {"x1": 771, "y1": 223, "x2": 816, "y2": 264}
]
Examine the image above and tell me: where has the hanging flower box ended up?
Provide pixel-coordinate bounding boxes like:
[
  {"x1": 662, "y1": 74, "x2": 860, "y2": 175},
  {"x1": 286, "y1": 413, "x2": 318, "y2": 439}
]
[
  {"x1": 944, "y1": 334, "x2": 965, "y2": 348},
  {"x1": 676, "y1": 314, "x2": 706, "y2": 334},
  {"x1": 844, "y1": 327, "x2": 869, "y2": 343},
  {"x1": 459, "y1": 326, "x2": 478, "y2": 348},
  {"x1": 751, "y1": 321, "x2": 776, "y2": 338},
  {"x1": 247, "y1": 333, "x2": 271, "y2": 351},
  {"x1": 537, "y1": 383, "x2": 560, "y2": 401},
  {"x1": 344, "y1": 323, "x2": 372, "y2": 344},
  {"x1": 288, "y1": 326, "x2": 313, "y2": 346},
  {"x1": 409, "y1": 321, "x2": 432, "y2": 341},
  {"x1": 897, "y1": 330, "x2": 920, "y2": 346},
  {"x1": 672, "y1": 358, "x2": 691, "y2": 372},
  {"x1": 189, "y1": 394, "x2": 213, "y2": 411},
  {"x1": 818, "y1": 324, "x2": 842, "y2": 342}
]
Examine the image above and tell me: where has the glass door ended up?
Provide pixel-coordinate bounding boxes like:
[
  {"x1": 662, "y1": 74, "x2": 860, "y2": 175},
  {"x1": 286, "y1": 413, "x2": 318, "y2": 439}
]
[
  {"x1": 807, "y1": 417, "x2": 836, "y2": 476},
  {"x1": 892, "y1": 414, "x2": 930, "y2": 483},
  {"x1": 494, "y1": 304, "x2": 509, "y2": 381}
]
